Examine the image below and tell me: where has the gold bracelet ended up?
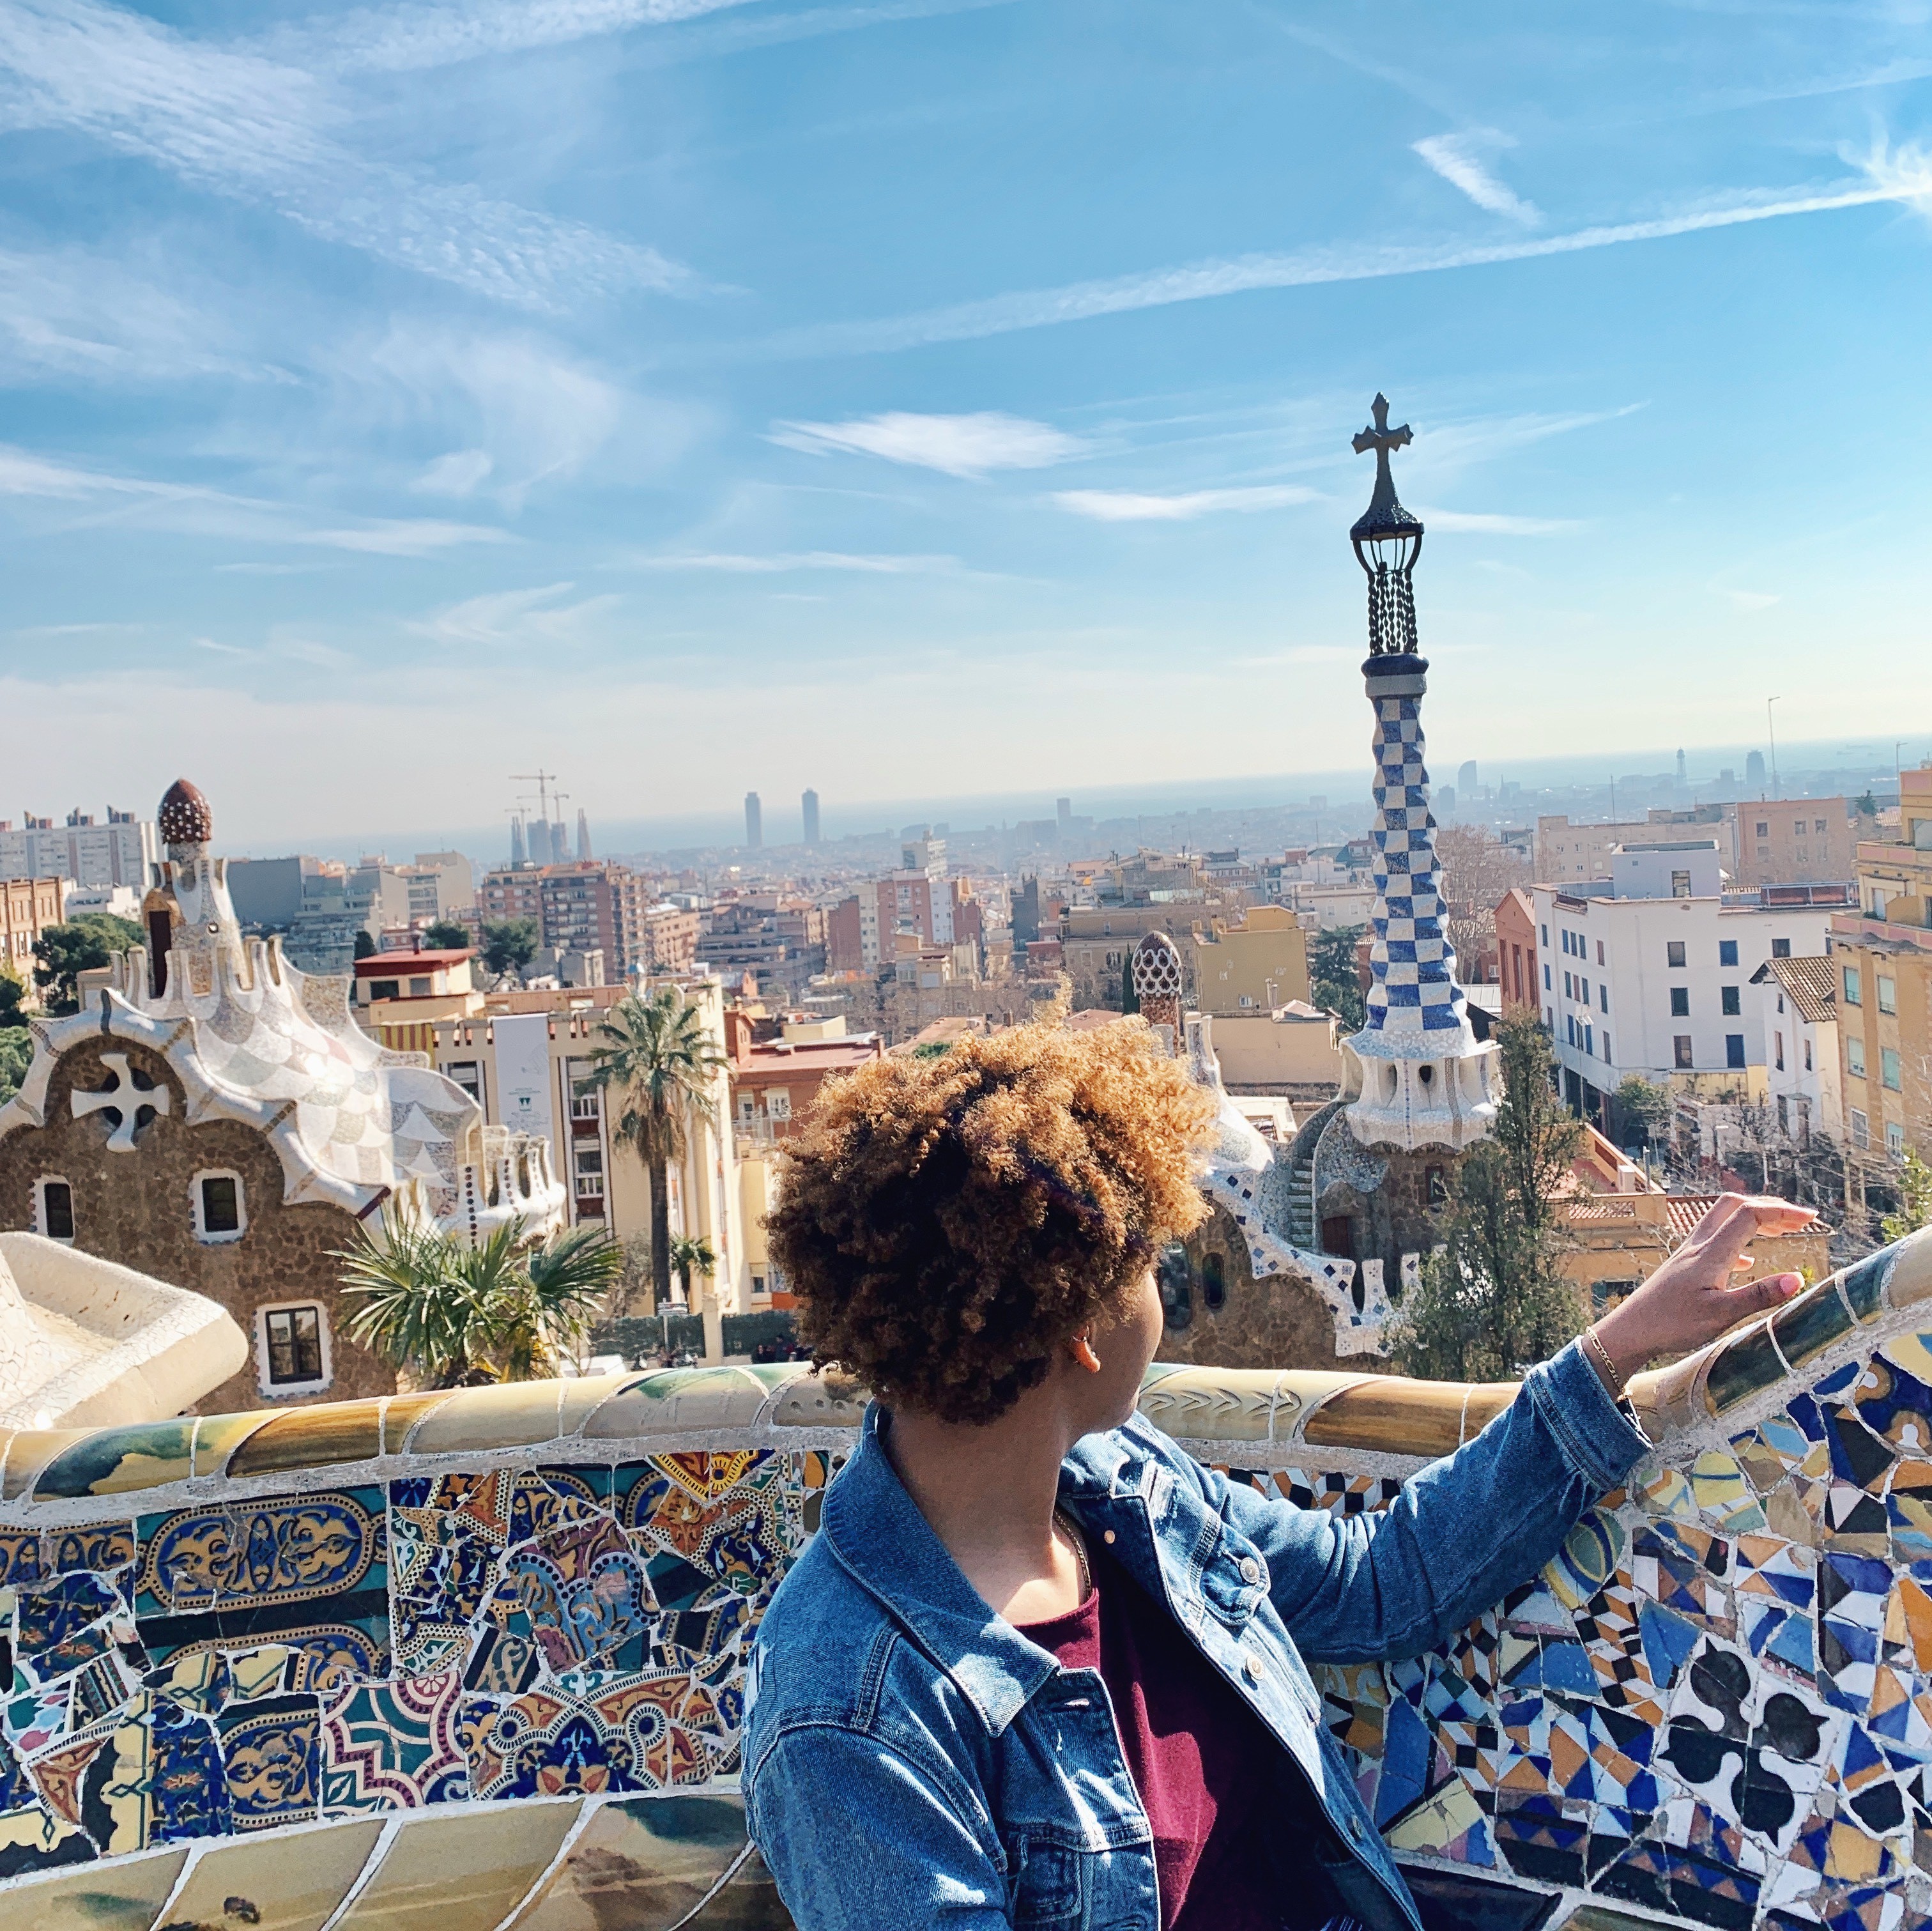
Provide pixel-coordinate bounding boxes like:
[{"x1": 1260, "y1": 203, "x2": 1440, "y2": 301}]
[{"x1": 1586, "y1": 1327, "x2": 1625, "y2": 1398}]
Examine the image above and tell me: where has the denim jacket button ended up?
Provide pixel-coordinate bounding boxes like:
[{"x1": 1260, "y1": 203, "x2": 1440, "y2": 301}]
[
  {"x1": 1242, "y1": 1651, "x2": 1262, "y2": 1684},
  {"x1": 1238, "y1": 1556, "x2": 1262, "y2": 1585}
]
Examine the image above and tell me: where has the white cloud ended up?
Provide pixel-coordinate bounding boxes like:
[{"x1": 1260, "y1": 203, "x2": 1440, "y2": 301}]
[
  {"x1": 770, "y1": 411, "x2": 1084, "y2": 477},
  {"x1": 413, "y1": 449, "x2": 495, "y2": 498},
  {"x1": 1850, "y1": 132, "x2": 1932, "y2": 212},
  {"x1": 298, "y1": 519, "x2": 509, "y2": 556},
  {"x1": 1412, "y1": 508, "x2": 1578, "y2": 535},
  {"x1": 1053, "y1": 483, "x2": 1319, "y2": 522},
  {"x1": 0, "y1": 242, "x2": 261, "y2": 384},
  {"x1": 0, "y1": 0, "x2": 687, "y2": 312},
  {"x1": 1413, "y1": 132, "x2": 1541, "y2": 227},
  {"x1": 266, "y1": 0, "x2": 758, "y2": 74},
  {"x1": 1722, "y1": 588, "x2": 1780, "y2": 610},
  {"x1": 636, "y1": 549, "x2": 958, "y2": 573},
  {"x1": 411, "y1": 581, "x2": 621, "y2": 648},
  {"x1": 0, "y1": 440, "x2": 507, "y2": 553},
  {"x1": 755, "y1": 176, "x2": 1915, "y2": 357}
]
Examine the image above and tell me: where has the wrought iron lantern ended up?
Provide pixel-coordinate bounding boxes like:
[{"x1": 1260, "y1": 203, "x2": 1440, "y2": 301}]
[{"x1": 1349, "y1": 393, "x2": 1424, "y2": 658}]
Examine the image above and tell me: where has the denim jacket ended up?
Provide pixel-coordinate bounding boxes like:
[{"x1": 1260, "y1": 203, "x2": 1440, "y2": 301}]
[{"x1": 744, "y1": 1342, "x2": 1649, "y2": 1931}]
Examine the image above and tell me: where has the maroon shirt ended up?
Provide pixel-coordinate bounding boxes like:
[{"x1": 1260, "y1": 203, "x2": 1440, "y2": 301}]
[{"x1": 1017, "y1": 1543, "x2": 1284, "y2": 1930}]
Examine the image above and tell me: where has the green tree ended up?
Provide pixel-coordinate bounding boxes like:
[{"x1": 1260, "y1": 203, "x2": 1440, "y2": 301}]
[
  {"x1": 1882, "y1": 1149, "x2": 1932, "y2": 1245},
  {"x1": 578, "y1": 987, "x2": 726, "y2": 1312},
  {"x1": 0, "y1": 1027, "x2": 30, "y2": 1109},
  {"x1": 1120, "y1": 955, "x2": 1139, "y2": 1015},
  {"x1": 0, "y1": 962, "x2": 27, "y2": 1027},
  {"x1": 1390, "y1": 1013, "x2": 1584, "y2": 1380},
  {"x1": 481, "y1": 918, "x2": 540, "y2": 980},
  {"x1": 353, "y1": 929, "x2": 378, "y2": 960},
  {"x1": 1613, "y1": 1075, "x2": 1672, "y2": 1151},
  {"x1": 1309, "y1": 923, "x2": 1367, "y2": 1031},
  {"x1": 31, "y1": 914, "x2": 143, "y2": 1015},
  {"x1": 336, "y1": 1215, "x2": 622, "y2": 1387},
  {"x1": 668, "y1": 1231, "x2": 718, "y2": 1307},
  {"x1": 422, "y1": 918, "x2": 473, "y2": 951}
]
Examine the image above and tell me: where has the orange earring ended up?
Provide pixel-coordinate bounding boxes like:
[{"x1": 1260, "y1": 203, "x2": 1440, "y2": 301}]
[{"x1": 1071, "y1": 1336, "x2": 1101, "y2": 1373}]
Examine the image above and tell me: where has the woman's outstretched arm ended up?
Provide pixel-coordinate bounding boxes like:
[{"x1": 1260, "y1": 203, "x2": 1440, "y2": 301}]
[{"x1": 1208, "y1": 1194, "x2": 1813, "y2": 1662}]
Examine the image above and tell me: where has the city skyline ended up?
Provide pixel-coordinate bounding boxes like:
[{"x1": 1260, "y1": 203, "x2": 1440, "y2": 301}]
[
  {"x1": 17, "y1": 729, "x2": 1927, "y2": 866},
  {"x1": 3, "y1": 3, "x2": 1932, "y2": 826}
]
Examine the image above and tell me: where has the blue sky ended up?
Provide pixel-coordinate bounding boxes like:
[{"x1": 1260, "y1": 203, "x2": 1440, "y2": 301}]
[{"x1": 3, "y1": 0, "x2": 1932, "y2": 847}]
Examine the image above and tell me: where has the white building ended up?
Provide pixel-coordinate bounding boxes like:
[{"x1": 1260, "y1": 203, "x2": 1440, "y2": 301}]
[
  {"x1": 1531, "y1": 840, "x2": 1832, "y2": 1121},
  {"x1": 1751, "y1": 954, "x2": 1845, "y2": 1145},
  {"x1": 0, "y1": 808, "x2": 157, "y2": 891}
]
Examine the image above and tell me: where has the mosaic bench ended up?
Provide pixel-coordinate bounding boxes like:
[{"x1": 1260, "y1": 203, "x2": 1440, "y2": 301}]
[{"x1": 3, "y1": 1229, "x2": 1932, "y2": 1931}]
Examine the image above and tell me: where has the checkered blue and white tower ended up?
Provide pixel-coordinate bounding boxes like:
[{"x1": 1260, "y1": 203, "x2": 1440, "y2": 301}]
[{"x1": 1340, "y1": 397, "x2": 1498, "y2": 1152}]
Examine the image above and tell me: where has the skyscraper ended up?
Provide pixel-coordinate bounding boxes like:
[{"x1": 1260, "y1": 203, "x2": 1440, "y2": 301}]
[
  {"x1": 745, "y1": 792, "x2": 763, "y2": 849},
  {"x1": 1746, "y1": 750, "x2": 1767, "y2": 792},
  {"x1": 802, "y1": 789, "x2": 820, "y2": 847},
  {"x1": 510, "y1": 817, "x2": 526, "y2": 866},
  {"x1": 577, "y1": 807, "x2": 592, "y2": 861},
  {"x1": 1457, "y1": 759, "x2": 1479, "y2": 798}
]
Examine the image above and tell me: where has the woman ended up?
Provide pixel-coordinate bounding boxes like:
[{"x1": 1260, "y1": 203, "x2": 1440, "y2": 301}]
[{"x1": 744, "y1": 1024, "x2": 1810, "y2": 1930}]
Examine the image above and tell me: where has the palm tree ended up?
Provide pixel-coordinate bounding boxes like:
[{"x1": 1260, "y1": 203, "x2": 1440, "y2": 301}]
[
  {"x1": 667, "y1": 1232, "x2": 717, "y2": 1309},
  {"x1": 335, "y1": 1215, "x2": 622, "y2": 1387},
  {"x1": 498, "y1": 1226, "x2": 625, "y2": 1378},
  {"x1": 337, "y1": 1215, "x2": 518, "y2": 1388},
  {"x1": 578, "y1": 987, "x2": 726, "y2": 1312}
]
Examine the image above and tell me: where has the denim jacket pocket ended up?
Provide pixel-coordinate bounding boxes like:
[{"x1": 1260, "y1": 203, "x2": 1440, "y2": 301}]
[{"x1": 1004, "y1": 1833, "x2": 1084, "y2": 1926}]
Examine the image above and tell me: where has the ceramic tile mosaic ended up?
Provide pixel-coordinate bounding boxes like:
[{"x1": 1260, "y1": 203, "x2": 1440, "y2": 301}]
[
  {"x1": 0, "y1": 1445, "x2": 829, "y2": 1889},
  {"x1": 11, "y1": 1245, "x2": 1932, "y2": 1927},
  {"x1": 1216, "y1": 1328, "x2": 1932, "y2": 1923}
]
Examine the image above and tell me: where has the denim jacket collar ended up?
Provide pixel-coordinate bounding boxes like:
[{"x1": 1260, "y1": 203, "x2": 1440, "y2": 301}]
[{"x1": 820, "y1": 1402, "x2": 1061, "y2": 1737}]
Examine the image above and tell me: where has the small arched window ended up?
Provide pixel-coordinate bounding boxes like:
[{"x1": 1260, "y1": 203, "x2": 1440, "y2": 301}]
[
  {"x1": 1202, "y1": 1251, "x2": 1227, "y2": 1312},
  {"x1": 192, "y1": 1170, "x2": 246, "y2": 1243},
  {"x1": 35, "y1": 1176, "x2": 75, "y2": 1243}
]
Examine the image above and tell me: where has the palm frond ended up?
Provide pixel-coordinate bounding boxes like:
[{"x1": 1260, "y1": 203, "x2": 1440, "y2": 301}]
[{"x1": 335, "y1": 1211, "x2": 479, "y2": 1385}]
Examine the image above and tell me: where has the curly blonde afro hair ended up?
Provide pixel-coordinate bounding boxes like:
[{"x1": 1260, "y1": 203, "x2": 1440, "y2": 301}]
[{"x1": 765, "y1": 1020, "x2": 1216, "y2": 1425}]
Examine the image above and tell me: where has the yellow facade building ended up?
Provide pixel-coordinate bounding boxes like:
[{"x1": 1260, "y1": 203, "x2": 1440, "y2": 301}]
[
  {"x1": 1190, "y1": 904, "x2": 1314, "y2": 1015},
  {"x1": 1829, "y1": 769, "x2": 1932, "y2": 1173}
]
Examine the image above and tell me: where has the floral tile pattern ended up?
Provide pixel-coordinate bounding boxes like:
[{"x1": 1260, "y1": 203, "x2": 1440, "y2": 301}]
[{"x1": 0, "y1": 1450, "x2": 820, "y2": 1874}]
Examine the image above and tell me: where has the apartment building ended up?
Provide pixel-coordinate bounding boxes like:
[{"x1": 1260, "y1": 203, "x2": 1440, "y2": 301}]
[
  {"x1": 1531, "y1": 841, "x2": 1832, "y2": 1125},
  {"x1": 1734, "y1": 798, "x2": 1855, "y2": 889},
  {"x1": 0, "y1": 807, "x2": 156, "y2": 891},
  {"x1": 1830, "y1": 768, "x2": 1932, "y2": 1165},
  {"x1": 1534, "y1": 807, "x2": 1736, "y2": 886},
  {"x1": 1188, "y1": 905, "x2": 1314, "y2": 1015},
  {"x1": 1750, "y1": 954, "x2": 1844, "y2": 1144},
  {"x1": 2, "y1": 876, "x2": 63, "y2": 980},
  {"x1": 433, "y1": 978, "x2": 755, "y2": 1346}
]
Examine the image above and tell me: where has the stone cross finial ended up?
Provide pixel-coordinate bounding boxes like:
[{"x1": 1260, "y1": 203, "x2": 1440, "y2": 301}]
[
  {"x1": 1351, "y1": 392, "x2": 1412, "y2": 490},
  {"x1": 72, "y1": 1052, "x2": 171, "y2": 1153}
]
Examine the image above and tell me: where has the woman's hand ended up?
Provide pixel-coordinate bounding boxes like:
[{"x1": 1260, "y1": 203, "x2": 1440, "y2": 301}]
[{"x1": 1586, "y1": 1193, "x2": 1818, "y2": 1395}]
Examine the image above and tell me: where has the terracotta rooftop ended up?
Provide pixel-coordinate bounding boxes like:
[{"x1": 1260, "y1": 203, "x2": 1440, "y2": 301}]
[
  {"x1": 353, "y1": 948, "x2": 473, "y2": 974},
  {"x1": 1752, "y1": 952, "x2": 1839, "y2": 1026}
]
